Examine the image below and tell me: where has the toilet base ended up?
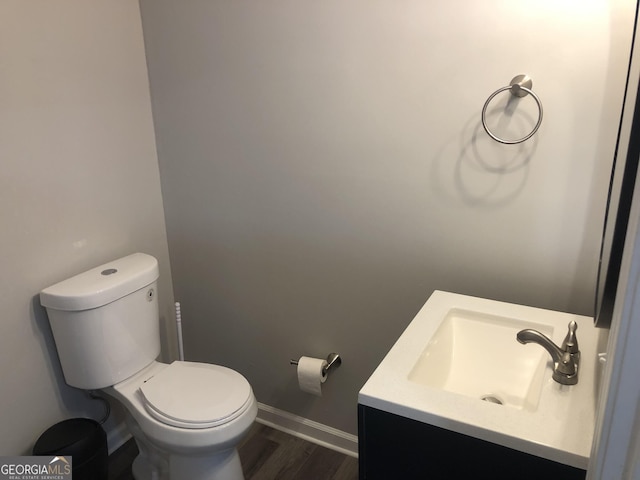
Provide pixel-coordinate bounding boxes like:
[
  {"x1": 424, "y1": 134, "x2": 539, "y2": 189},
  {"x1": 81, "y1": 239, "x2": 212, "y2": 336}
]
[
  {"x1": 170, "y1": 449, "x2": 244, "y2": 480},
  {"x1": 124, "y1": 409, "x2": 248, "y2": 480},
  {"x1": 127, "y1": 419, "x2": 246, "y2": 480},
  {"x1": 131, "y1": 448, "x2": 244, "y2": 480}
]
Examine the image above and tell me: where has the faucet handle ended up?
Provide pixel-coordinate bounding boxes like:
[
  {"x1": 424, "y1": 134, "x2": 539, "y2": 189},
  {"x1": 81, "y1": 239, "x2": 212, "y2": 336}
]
[
  {"x1": 556, "y1": 351, "x2": 577, "y2": 375},
  {"x1": 552, "y1": 351, "x2": 578, "y2": 385},
  {"x1": 561, "y1": 321, "x2": 579, "y2": 355}
]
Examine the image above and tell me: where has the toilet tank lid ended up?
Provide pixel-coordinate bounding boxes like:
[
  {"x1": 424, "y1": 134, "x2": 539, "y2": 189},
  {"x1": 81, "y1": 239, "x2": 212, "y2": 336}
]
[{"x1": 40, "y1": 253, "x2": 159, "y2": 311}]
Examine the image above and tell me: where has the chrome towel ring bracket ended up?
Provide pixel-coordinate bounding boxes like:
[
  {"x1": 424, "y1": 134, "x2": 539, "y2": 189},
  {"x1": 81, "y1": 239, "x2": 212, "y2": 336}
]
[{"x1": 481, "y1": 74, "x2": 543, "y2": 145}]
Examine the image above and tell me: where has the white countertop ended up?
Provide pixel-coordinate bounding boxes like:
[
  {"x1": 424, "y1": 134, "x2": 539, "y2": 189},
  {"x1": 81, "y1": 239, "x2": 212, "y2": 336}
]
[{"x1": 358, "y1": 290, "x2": 601, "y2": 470}]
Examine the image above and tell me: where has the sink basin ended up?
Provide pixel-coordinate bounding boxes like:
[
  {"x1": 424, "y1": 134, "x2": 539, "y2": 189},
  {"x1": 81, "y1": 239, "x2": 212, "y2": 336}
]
[
  {"x1": 408, "y1": 309, "x2": 553, "y2": 411},
  {"x1": 358, "y1": 291, "x2": 600, "y2": 470}
]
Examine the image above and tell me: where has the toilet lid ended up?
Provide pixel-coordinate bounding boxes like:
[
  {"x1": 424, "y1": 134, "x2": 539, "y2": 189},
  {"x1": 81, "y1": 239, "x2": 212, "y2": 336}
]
[{"x1": 139, "y1": 361, "x2": 252, "y2": 429}]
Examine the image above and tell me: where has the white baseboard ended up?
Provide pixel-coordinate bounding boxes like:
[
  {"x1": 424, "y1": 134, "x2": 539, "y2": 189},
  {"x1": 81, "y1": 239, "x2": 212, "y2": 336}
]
[
  {"x1": 106, "y1": 421, "x2": 132, "y2": 455},
  {"x1": 255, "y1": 403, "x2": 358, "y2": 458}
]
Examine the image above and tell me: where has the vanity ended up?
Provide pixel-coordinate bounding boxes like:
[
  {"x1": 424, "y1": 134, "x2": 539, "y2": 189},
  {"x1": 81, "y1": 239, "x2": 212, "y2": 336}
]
[{"x1": 358, "y1": 291, "x2": 599, "y2": 480}]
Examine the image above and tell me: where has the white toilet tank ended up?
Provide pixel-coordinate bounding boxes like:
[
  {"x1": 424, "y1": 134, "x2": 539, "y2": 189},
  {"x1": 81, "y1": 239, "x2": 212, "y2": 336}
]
[{"x1": 40, "y1": 253, "x2": 161, "y2": 390}]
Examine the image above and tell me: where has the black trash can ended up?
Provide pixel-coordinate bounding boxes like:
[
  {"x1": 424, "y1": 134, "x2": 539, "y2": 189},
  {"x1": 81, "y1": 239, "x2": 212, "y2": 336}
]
[{"x1": 33, "y1": 418, "x2": 108, "y2": 480}]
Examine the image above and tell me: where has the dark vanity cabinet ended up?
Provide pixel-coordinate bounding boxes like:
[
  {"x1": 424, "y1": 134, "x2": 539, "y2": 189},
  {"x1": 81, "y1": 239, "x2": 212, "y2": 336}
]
[{"x1": 358, "y1": 405, "x2": 586, "y2": 480}]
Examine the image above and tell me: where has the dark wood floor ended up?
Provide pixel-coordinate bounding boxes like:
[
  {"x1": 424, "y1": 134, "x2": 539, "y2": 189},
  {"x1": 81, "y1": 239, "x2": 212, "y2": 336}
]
[{"x1": 108, "y1": 422, "x2": 358, "y2": 480}]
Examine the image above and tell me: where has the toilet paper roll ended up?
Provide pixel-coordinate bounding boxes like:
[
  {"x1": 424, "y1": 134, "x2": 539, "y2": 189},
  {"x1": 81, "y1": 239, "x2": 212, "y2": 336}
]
[{"x1": 297, "y1": 356, "x2": 328, "y2": 396}]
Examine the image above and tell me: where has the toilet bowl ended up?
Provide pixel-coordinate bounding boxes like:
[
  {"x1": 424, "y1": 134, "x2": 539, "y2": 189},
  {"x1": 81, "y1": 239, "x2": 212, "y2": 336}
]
[
  {"x1": 40, "y1": 253, "x2": 257, "y2": 480},
  {"x1": 106, "y1": 361, "x2": 257, "y2": 479}
]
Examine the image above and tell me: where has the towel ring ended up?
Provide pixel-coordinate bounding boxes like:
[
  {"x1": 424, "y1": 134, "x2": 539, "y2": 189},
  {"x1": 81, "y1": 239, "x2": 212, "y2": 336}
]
[{"x1": 481, "y1": 75, "x2": 543, "y2": 145}]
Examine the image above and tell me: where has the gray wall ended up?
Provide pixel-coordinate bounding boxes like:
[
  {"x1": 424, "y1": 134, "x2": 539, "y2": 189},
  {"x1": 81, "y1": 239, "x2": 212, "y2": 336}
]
[
  {"x1": 140, "y1": 0, "x2": 635, "y2": 434},
  {"x1": 0, "y1": 1, "x2": 173, "y2": 454}
]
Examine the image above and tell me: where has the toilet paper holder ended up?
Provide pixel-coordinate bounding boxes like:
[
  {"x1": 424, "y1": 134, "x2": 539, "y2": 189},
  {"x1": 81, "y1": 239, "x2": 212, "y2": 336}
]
[{"x1": 290, "y1": 353, "x2": 342, "y2": 376}]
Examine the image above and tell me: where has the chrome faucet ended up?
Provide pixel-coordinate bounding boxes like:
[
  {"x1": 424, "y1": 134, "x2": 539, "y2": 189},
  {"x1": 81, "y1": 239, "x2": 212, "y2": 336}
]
[{"x1": 516, "y1": 321, "x2": 580, "y2": 385}]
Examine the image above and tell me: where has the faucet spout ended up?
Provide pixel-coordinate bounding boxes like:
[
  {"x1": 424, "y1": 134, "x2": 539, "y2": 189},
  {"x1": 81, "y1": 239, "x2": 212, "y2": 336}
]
[
  {"x1": 516, "y1": 323, "x2": 580, "y2": 385},
  {"x1": 516, "y1": 329, "x2": 564, "y2": 364}
]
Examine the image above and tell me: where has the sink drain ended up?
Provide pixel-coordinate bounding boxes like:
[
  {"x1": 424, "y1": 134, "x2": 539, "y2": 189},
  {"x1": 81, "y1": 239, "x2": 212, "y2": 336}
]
[{"x1": 481, "y1": 395, "x2": 503, "y2": 405}]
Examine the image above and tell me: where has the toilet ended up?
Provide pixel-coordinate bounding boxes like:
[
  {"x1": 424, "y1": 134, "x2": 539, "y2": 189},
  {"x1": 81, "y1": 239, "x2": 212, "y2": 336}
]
[{"x1": 39, "y1": 253, "x2": 257, "y2": 480}]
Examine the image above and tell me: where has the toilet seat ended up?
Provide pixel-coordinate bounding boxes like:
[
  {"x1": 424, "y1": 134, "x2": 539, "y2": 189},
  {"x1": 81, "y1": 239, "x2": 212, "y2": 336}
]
[{"x1": 139, "y1": 361, "x2": 252, "y2": 429}]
